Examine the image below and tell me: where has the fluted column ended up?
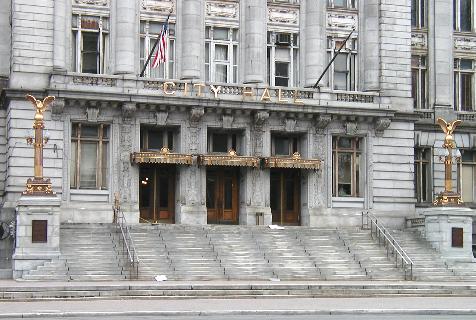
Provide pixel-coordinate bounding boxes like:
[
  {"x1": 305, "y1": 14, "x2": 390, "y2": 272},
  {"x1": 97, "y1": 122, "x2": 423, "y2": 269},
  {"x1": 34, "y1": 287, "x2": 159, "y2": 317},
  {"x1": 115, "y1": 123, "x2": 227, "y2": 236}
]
[
  {"x1": 304, "y1": 0, "x2": 326, "y2": 87},
  {"x1": 362, "y1": 0, "x2": 380, "y2": 91},
  {"x1": 180, "y1": 0, "x2": 203, "y2": 79},
  {"x1": 114, "y1": 0, "x2": 136, "y2": 74},
  {"x1": 53, "y1": 0, "x2": 67, "y2": 71},
  {"x1": 243, "y1": 0, "x2": 266, "y2": 84},
  {"x1": 429, "y1": 0, "x2": 453, "y2": 108}
]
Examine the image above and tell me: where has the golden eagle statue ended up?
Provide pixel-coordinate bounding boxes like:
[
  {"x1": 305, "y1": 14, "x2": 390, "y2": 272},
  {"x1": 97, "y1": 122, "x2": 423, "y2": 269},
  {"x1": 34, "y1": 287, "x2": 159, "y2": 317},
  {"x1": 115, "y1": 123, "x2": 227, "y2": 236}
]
[
  {"x1": 436, "y1": 118, "x2": 462, "y2": 149},
  {"x1": 25, "y1": 94, "x2": 55, "y2": 121}
]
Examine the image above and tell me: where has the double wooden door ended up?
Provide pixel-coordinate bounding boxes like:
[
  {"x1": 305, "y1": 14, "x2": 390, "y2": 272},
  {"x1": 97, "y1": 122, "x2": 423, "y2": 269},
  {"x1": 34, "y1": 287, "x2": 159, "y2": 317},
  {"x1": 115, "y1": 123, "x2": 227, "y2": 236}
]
[
  {"x1": 270, "y1": 169, "x2": 300, "y2": 225},
  {"x1": 206, "y1": 168, "x2": 239, "y2": 224},
  {"x1": 139, "y1": 165, "x2": 175, "y2": 223}
]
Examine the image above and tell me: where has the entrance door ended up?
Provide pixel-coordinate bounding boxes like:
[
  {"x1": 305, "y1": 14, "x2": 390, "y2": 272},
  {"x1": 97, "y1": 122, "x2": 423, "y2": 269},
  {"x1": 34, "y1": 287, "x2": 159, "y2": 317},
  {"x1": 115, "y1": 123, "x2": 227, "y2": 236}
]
[
  {"x1": 206, "y1": 168, "x2": 239, "y2": 224},
  {"x1": 270, "y1": 169, "x2": 300, "y2": 225},
  {"x1": 139, "y1": 166, "x2": 175, "y2": 223}
]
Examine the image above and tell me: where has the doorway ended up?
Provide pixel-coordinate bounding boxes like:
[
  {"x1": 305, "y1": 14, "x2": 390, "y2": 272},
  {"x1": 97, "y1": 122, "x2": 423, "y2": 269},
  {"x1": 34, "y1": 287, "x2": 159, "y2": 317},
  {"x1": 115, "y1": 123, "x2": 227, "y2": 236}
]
[
  {"x1": 270, "y1": 169, "x2": 300, "y2": 225},
  {"x1": 139, "y1": 165, "x2": 175, "y2": 223},
  {"x1": 206, "y1": 168, "x2": 239, "y2": 224}
]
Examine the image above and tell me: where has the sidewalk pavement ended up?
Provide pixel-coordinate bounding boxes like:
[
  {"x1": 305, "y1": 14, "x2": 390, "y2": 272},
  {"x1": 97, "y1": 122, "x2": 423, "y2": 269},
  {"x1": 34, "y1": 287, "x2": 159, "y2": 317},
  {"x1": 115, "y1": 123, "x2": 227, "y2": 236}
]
[{"x1": 2, "y1": 296, "x2": 476, "y2": 317}]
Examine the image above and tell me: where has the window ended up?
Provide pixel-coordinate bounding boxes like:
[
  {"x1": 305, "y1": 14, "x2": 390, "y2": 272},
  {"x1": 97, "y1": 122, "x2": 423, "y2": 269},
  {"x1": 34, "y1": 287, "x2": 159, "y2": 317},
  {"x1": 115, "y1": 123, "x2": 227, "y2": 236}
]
[
  {"x1": 332, "y1": 137, "x2": 362, "y2": 197},
  {"x1": 205, "y1": 27, "x2": 238, "y2": 83},
  {"x1": 207, "y1": 131, "x2": 240, "y2": 153},
  {"x1": 269, "y1": 0, "x2": 300, "y2": 4},
  {"x1": 140, "y1": 128, "x2": 175, "y2": 151},
  {"x1": 327, "y1": 37, "x2": 357, "y2": 91},
  {"x1": 454, "y1": 59, "x2": 475, "y2": 111},
  {"x1": 411, "y1": 0, "x2": 426, "y2": 29},
  {"x1": 70, "y1": 123, "x2": 109, "y2": 189},
  {"x1": 414, "y1": 147, "x2": 432, "y2": 203},
  {"x1": 454, "y1": 0, "x2": 473, "y2": 32},
  {"x1": 460, "y1": 150, "x2": 476, "y2": 203},
  {"x1": 267, "y1": 32, "x2": 299, "y2": 87},
  {"x1": 328, "y1": 0, "x2": 357, "y2": 9},
  {"x1": 72, "y1": 15, "x2": 109, "y2": 74},
  {"x1": 140, "y1": 21, "x2": 176, "y2": 79},
  {"x1": 412, "y1": 56, "x2": 428, "y2": 109},
  {"x1": 272, "y1": 135, "x2": 299, "y2": 156}
]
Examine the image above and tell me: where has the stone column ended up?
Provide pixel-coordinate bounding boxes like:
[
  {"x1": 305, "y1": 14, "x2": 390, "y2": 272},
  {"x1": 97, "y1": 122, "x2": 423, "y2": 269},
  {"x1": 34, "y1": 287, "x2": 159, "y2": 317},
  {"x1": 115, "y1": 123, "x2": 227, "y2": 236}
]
[
  {"x1": 429, "y1": 0, "x2": 453, "y2": 111},
  {"x1": 180, "y1": 0, "x2": 203, "y2": 80},
  {"x1": 53, "y1": 0, "x2": 67, "y2": 71},
  {"x1": 12, "y1": 196, "x2": 61, "y2": 279},
  {"x1": 303, "y1": 0, "x2": 326, "y2": 87},
  {"x1": 114, "y1": 0, "x2": 136, "y2": 74},
  {"x1": 361, "y1": 0, "x2": 379, "y2": 91},
  {"x1": 242, "y1": 0, "x2": 266, "y2": 84}
]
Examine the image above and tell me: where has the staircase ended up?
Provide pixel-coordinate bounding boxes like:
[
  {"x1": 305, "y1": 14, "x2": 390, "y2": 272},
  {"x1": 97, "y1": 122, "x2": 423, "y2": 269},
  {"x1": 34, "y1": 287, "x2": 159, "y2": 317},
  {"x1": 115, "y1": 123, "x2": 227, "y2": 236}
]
[{"x1": 22, "y1": 224, "x2": 128, "y2": 281}]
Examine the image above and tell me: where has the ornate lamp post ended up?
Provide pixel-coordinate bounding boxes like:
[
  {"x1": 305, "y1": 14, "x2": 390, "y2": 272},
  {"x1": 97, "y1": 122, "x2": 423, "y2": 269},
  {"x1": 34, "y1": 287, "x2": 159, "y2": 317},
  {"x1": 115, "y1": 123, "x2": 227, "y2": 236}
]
[
  {"x1": 23, "y1": 94, "x2": 56, "y2": 196},
  {"x1": 433, "y1": 117, "x2": 463, "y2": 206}
]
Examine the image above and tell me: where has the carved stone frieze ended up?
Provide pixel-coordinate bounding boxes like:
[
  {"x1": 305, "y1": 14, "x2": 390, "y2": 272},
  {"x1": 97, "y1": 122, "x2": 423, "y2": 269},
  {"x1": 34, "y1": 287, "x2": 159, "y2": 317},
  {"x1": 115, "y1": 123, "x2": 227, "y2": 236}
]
[
  {"x1": 122, "y1": 102, "x2": 137, "y2": 118},
  {"x1": 51, "y1": 98, "x2": 65, "y2": 115},
  {"x1": 141, "y1": 0, "x2": 175, "y2": 13},
  {"x1": 72, "y1": 76, "x2": 116, "y2": 87},
  {"x1": 155, "y1": 111, "x2": 168, "y2": 125},
  {"x1": 454, "y1": 35, "x2": 476, "y2": 52},
  {"x1": 254, "y1": 111, "x2": 269, "y2": 126},
  {"x1": 86, "y1": 107, "x2": 99, "y2": 122},
  {"x1": 222, "y1": 115, "x2": 234, "y2": 128},
  {"x1": 284, "y1": 118, "x2": 297, "y2": 132},
  {"x1": 190, "y1": 107, "x2": 205, "y2": 123},
  {"x1": 315, "y1": 114, "x2": 332, "y2": 133},
  {"x1": 74, "y1": 0, "x2": 108, "y2": 7},
  {"x1": 411, "y1": 32, "x2": 427, "y2": 49},
  {"x1": 268, "y1": 6, "x2": 299, "y2": 25},
  {"x1": 206, "y1": 1, "x2": 238, "y2": 19},
  {"x1": 374, "y1": 117, "x2": 391, "y2": 136},
  {"x1": 327, "y1": 11, "x2": 357, "y2": 32},
  {"x1": 344, "y1": 122, "x2": 358, "y2": 135}
]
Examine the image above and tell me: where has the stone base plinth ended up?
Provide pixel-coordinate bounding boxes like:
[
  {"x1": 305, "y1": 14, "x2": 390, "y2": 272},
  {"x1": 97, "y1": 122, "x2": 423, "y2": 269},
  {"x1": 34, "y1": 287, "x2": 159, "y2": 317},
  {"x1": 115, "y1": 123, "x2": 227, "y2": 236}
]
[
  {"x1": 176, "y1": 204, "x2": 207, "y2": 225},
  {"x1": 239, "y1": 206, "x2": 272, "y2": 225},
  {"x1": 12, "y1": 195, "x2": 61, "y2": 279},
  {"x1": 423, "y1": 207, "x2": 476, "y2": 262}
]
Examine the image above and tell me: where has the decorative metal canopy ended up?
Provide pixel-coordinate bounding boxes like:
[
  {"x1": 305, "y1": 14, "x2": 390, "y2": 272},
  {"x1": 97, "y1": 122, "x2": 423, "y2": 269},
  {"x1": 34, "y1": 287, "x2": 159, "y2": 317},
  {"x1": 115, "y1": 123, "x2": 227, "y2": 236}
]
[
  {"x1": 198, "y1": 149, "x2": 260, "y2": 168},
  {"x1": 264, "y1": 152, "x2": 321, "y2": 170},
  {"x1": 131, "y1": 147, "x2": 193, "y2": 165}
]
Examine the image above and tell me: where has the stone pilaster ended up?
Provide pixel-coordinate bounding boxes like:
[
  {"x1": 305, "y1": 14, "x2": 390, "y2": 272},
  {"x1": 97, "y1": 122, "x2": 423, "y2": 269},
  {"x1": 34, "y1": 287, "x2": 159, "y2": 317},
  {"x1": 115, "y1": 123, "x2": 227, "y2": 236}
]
[
  {"x1": 242, "y1": 0, "x2": 266, "y2": 84},
  {"x1": 361, "y1": 0, "x2": 380, "y2": 91},
  {"x1": 53, "y1": 0, "x2": 67, "y2": 72},
  {"x1": 114, "y1": 0, "x2": 137, "y2": 74},
  {"x1": 0, "y1": 0, "x2": 12, "y2": 77},
  {"x1": 179, "y1": 0, "x2": 203, "y2": 80},
  {"x1": 303, "y1": 0, "x2": 326, "y2": 87},
  {"x1": 429, "y1": 0, "x2": 454, "y2": 109}
]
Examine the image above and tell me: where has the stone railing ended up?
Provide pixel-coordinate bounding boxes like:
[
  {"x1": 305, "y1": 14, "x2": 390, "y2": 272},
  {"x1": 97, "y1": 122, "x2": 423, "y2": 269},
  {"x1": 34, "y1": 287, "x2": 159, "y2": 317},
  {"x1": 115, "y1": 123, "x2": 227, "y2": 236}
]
[
  {"x1": 457, "y1": 111, "x2": 476, "y2": 121},
  {"x1": 414, "y1": 109, "x2": 434, "y2": 120}
]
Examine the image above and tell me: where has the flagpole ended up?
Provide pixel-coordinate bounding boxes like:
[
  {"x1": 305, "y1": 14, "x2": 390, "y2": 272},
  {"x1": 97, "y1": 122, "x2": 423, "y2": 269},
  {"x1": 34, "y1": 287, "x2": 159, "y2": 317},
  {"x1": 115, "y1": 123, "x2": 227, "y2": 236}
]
[
  {"x1": 312, "y1": 27, "x2": 355, "y2": 89},
  {"x1": 140, "y1": 11, "x2": 172, "y2": 78}
]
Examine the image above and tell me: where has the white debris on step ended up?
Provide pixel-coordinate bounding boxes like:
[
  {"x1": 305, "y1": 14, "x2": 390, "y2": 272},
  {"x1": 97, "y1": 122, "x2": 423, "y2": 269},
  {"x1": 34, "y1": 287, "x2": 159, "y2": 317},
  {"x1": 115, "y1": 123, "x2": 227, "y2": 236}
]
[
  {"x1": 155, "y1": 275, "x2": 167, "y2": 282},
  {"x1": 269, "y1": 278, "x2": 281, "y2": 281},
  {"x1": 268, "y1": 225, "x2": 284, "y2": 230}
]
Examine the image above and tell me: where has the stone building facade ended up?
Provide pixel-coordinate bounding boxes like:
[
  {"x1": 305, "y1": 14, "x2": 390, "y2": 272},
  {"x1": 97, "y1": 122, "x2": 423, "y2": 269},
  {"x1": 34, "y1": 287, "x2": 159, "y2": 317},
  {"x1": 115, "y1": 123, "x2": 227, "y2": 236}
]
[{"x1": 0, "y1": 0, "x2": 473, "y2": 233}]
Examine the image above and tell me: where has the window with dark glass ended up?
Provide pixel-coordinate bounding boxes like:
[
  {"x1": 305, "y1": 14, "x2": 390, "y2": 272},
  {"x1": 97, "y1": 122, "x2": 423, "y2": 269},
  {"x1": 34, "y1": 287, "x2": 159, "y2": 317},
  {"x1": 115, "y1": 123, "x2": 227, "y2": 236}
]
[
  {"x1": 70, "y1": 123, "x2": 109, "y2": 189},
  {"x1": 328, "y1": 0, "x2": 356, "y2": 9},
  {"x1": 327, "y1": 37, "x2": 357, "y2": 91},
  {"x1": 415, "y1": 147, "x2": 432, "y2": 203},
  {"x1": 454, "y1": 58, "x2": 474, "y2": 111},
  {"x1": 140, "y1": 21, "x2": 176, "y2": 79},
  {"x1": 208, "y1": 131, "x2": 240, "y2": 153},
  {"x1": 72, "y1": 15, "x2": 109, "y2": 74},
  {"x1": 411, "y1": 0, "x2": 426, "y2": 28},
  {"x1": 412, "y1": 55, "x2": 428, "y2": 109},
  {"x1": 272, "y1": 135, "x2": 299, "y2": 156},
  {"x1": 454, "y1": 0, "x2": 473, "y2": 32},
  {"x1": 140, "y1": 128, "x2": 175, "y2": 151},
  {"x1": 267, "y1": 32, "x2": 299, "y2": 87},
  {"x1": 332, "y1": 137, "x2": 362, "y2": 197},
  {"x1": 460, "y1": 150, "x2": 476, "y2": 203}
]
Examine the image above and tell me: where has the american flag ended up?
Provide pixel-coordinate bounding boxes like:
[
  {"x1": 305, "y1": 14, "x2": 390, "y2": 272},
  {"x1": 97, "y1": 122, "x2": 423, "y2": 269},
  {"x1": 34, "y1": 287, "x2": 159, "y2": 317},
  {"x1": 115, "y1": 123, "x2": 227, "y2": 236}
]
[{"x1": 152, "y1": 24, "x2": 168, "y2": 68}]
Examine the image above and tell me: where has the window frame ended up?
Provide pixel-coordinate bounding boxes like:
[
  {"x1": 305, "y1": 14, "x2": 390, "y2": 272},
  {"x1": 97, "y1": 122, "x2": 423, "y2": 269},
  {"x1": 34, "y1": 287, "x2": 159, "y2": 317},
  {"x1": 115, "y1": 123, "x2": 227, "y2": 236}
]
[
  {"x1": 267, "y1": 31, "x2": 299, "y2": 87},
  {"x1": 70, "y1": 123, "x2": 110, "y2": 190},
  {"x1": 327, "y1": 0, "x2": 357, "y2": 9},
  {"x1": 332, "y1": 136, "x2": 362, "y2": 198},
  {"x1": 72, "y1": 14, "x2": 109, "y2": 74},
  {"x1": 414, "y1": 147, "x2": 432, "y2": 203},
  {"x1": 454, "y1": 0, "x2": 473, "y2": 32},
  {"x1": 411, "y1": 0, "x2": 427, "y2": 29},
  {"x1": 459, "y1": 149, "x2": 476, "y2": 203},
  {"x1": 327, "y1": 37, "x2": 358, "y2": 91},
  {"x1": 412, "y1": 55, "x2": 428, "y2": 109},
  {"x1": 207, "y1": 131, "x2": 240, "y2": 154},
  {"x1": 140, "y1": 20, "x2": 176, "y2": 79},
  {"x1": 140, "y1": 127, "x2": 175, "y2": 152},
  {"x1": 271, "y1": 135, "x2": 299, "y2": 156},
  {"x1": 205, "y1": 26, "x2": 238, "y2": 84},
  {"x1": 454, "y1": 58, "x2": 475, "y2": 111}
]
